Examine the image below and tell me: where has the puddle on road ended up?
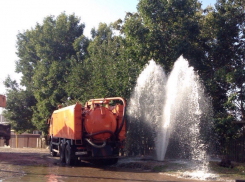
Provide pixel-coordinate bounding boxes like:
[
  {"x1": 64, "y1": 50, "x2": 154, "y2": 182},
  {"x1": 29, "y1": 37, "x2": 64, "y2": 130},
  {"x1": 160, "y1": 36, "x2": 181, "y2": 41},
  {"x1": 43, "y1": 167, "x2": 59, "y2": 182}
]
[
  {"x1": 1, "y1": 158, "x2": 233, "y2": 182},
  {"x1": 2, "y1": 162, "x2": 210, "y2": 182}
]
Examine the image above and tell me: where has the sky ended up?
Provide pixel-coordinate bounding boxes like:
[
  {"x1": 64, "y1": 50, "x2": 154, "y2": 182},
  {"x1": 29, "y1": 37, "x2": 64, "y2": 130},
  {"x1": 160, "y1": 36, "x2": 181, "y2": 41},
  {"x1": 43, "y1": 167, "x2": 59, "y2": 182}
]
[{"x1": 0, "y1": 0, "x2": 216, "y2": 95}]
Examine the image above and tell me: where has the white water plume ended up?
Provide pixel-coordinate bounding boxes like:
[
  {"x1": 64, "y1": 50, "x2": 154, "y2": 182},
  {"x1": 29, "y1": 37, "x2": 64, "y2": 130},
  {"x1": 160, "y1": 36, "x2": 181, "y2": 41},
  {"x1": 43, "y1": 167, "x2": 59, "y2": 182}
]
[
  {"x1": 157, "y1": 56, "x2": 209, "y2": 164},
  {"x1": 127, "y1": 60, "x2": 166, "y2": 155},
  {"x1": 127, "y1": 60, "x2": 166, "y2": 131},
  {"x1": 128, "y1": 56, "x2": 213, "y2": 177}
]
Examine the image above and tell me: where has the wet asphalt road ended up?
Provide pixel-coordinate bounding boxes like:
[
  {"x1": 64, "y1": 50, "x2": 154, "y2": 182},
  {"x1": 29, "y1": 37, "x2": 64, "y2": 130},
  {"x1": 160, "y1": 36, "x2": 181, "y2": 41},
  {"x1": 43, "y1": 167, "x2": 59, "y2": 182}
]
[
  {"x1": 4, "y1": 158, "x2": 218, "y2": 182},
  {"x1": 0, "y1": 148, "x2": 226, "y2": 182}
]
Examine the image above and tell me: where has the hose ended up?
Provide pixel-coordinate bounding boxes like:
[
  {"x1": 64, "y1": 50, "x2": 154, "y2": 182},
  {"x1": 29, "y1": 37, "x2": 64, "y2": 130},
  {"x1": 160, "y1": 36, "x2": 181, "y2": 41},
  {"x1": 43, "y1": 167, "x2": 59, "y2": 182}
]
[
  {"x1": 115, "y1": 105, "x2": 126, "y2": 135},
  {"x1": 85, "y1": 130, "x2": 115, "y2": 148},
  {"x1": 85, "y1": 138, "x2": 106, "y2": 148}
]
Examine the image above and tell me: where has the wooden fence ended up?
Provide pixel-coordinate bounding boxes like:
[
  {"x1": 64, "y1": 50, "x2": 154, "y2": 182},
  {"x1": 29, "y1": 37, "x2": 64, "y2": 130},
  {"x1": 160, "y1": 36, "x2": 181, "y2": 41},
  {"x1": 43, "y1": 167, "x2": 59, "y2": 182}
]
[
  {"x1": 226, "y1": 137, "x2": 245, "y2": 162},
  {"x1": 217, "y1": 123, "x2": 245, "y2": 163},
  {"x1": 0, "y1": 133, "x2": 46, "y2": 148}
]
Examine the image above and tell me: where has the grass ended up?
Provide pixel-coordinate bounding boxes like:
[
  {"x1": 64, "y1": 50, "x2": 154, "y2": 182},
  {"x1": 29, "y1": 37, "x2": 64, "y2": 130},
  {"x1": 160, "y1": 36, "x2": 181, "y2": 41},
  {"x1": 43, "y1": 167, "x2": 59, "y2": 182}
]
[
  {"x1": 208, "y1": 161, "x2": 245, "y2": 180},
  {"x1": 152, "y1": 163, "x2": 188, "y2": 172},
  {"x1": 152, "y1": 165, "x2": 168, "y2": 172}
]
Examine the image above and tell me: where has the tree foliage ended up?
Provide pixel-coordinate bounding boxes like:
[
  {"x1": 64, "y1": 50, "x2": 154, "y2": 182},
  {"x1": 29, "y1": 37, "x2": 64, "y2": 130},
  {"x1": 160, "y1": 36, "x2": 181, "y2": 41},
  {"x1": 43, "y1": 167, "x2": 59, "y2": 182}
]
[
  {"x1": 3, "y1": 76, "x2": 36, "y2": 133},
  {"x1": 204, "y1": 0, "x2": 245, "y2": 152},
  {"x1": 15, "y1": 13, "x2": 86, "y2": 132},
  {"x1": 87, "y1": 23, "x2": 140, "y2": 100}
]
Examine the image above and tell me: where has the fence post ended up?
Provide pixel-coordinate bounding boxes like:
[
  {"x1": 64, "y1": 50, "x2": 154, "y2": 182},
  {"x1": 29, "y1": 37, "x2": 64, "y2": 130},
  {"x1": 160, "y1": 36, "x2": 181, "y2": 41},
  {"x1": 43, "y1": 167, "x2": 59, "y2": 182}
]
[
  {"x1": 27, "y1": 136, "x2": 29, "y2": 148},
  {"x1": 243, "y1": 124, "x2": 245, "y2": 162},
  {"x1": 15, "y1": 133, "x2": 18, "y2": 148}
]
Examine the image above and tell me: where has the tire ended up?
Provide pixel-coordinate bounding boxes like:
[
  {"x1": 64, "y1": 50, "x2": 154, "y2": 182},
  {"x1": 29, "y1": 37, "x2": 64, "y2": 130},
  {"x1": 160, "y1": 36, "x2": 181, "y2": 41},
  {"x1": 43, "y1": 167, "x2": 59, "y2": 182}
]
[
  {"x1": 59, "y1": 140, "x2": 65, "y2": 163},
  {"x1": 50, "y1": 141, "x2": 57, "y2": 157},
  {"x1": 65, "y1": 142, "x2": 75, "y2": 166}
]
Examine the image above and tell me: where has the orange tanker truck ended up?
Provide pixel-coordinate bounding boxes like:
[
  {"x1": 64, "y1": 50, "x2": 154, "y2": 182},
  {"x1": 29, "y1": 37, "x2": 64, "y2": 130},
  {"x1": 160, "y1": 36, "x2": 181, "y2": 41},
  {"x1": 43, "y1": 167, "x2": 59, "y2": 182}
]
[{"x1": 48, "y1": 97, "x2": 126, "y2": 165}]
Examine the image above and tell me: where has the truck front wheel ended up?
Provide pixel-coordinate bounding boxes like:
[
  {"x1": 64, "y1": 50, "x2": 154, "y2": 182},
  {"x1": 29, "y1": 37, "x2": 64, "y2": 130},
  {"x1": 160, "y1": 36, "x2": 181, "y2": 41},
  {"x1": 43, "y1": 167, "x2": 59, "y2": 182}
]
[{"x1": 49, "y1": 141, "x2": 57, "y2": 157}]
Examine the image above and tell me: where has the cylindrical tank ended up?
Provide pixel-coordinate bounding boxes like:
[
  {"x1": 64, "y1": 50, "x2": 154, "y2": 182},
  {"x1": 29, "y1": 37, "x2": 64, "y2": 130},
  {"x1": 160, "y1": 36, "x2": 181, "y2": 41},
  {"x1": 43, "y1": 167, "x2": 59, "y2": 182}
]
[{"x1": 84, "y1": 106, "x2": 117, "y2": 141}]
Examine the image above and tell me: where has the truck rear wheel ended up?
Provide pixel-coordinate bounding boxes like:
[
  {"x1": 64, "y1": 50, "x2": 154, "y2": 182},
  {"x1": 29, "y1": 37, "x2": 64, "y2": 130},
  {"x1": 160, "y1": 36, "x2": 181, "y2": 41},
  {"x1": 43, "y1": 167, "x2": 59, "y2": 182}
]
[
  {"x1": 59, "y1": 140, "x2": 65, "y2": 163},
  {"x1": 65, "y1": 142, "x2": 75, "y2": 166}
]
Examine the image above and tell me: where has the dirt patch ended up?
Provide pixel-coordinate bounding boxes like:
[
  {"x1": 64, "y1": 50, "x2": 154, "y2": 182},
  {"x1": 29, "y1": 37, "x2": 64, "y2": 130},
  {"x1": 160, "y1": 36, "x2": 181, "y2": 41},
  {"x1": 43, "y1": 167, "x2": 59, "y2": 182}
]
[
  {"x1": 0, "y1": 147, "x2": 55, "y2": 180},
  {"x1": 0, "y1": 147, "x2": 55, "y2": 166}
]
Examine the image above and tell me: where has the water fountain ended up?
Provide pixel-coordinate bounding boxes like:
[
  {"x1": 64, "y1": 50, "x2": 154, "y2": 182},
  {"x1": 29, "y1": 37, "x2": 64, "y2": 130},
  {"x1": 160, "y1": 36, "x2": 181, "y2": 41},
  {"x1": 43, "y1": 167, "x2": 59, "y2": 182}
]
[
  {"x1": 157, "y1": 56, "x2": 212, "y2": 163},
  {"x1": 127, "y1": 60, "x2": 166, "y2": 155},
  {"x1": 127, "y1": 56, "x2": 215, "y2": 180}
]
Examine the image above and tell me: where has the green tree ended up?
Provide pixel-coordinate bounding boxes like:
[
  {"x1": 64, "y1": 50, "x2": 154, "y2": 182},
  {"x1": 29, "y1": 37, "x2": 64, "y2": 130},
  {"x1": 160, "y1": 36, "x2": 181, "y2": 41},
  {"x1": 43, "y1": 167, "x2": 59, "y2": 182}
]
[
  {"x1": 204, "y1": 0, "x2": 245, "y2": 151},
  {"x1": 121, "y1": 13, "x2": 151, "y2": 67},
  {"x1": 87, "y1": 22, "x2": 140, "y2": 100},
  {"x1": 3, "y1": 76, "x2": 36, "y2": 133},
  {"x1": 65, "y1": 35, "x2": 91, "y2": 103},
  {"x1": 15, "y1": 13, "x2": 86, "y2": 132},
  {"x1": 136, "y1": 0, "x2": 202, "y2": 72}
]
